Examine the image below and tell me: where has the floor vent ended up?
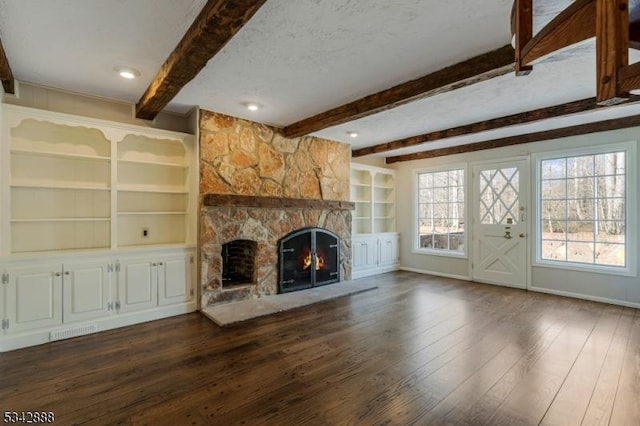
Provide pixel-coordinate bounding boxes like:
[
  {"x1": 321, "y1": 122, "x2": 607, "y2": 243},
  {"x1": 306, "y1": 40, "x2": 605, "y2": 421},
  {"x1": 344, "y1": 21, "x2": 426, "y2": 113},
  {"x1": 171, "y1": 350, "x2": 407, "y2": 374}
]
[{"x1": 50, "y1": 324, "x2": 99, "y2": 341}]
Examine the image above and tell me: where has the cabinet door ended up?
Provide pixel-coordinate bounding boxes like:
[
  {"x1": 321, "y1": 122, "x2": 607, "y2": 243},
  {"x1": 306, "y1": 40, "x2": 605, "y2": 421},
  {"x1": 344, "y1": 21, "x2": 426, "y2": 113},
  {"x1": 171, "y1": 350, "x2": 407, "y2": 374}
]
[
  {"x1": 4, "y1": 264, "x2": 63, "y2": 333},
  {"x1": 353, "y1": 237, "x2": 379, "y2": 270},
  {"x1": 0, "y1": 274, "x2": 5, "y2": 334},
  {"x1": 157, "y1": 253, "x2": 192, "y2": 306},
  {"x1": 379, "y1": 235, "x2": 399, "y2": 266},
  {"x1": 63, "y1": 260, "x2": 111, "y2": 323},
  {"x1": 117, "y1": 258, "x2": 157, "y2": 313}
]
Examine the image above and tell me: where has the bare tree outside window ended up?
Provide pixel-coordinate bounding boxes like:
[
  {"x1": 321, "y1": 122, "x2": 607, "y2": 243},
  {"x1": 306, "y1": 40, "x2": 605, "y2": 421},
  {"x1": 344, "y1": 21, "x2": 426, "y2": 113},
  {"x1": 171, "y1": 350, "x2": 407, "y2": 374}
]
[
  {"x1": 417, "y1": 169, "x2": 465, "y2": 252},
  {"x1": 540, "y1": 151, "x2": 626, "y2": 267}
]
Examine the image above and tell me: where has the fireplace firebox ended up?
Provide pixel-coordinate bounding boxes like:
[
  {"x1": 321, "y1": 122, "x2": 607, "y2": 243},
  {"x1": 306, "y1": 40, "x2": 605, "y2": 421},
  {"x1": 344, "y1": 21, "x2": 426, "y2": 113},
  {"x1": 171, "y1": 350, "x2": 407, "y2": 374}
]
[
  {"x1": 222, "y1": 239, "x2": 257, "y2": 287},
  {"x1": 278, "y1": 227, "x2": 340, "y2": 293}
]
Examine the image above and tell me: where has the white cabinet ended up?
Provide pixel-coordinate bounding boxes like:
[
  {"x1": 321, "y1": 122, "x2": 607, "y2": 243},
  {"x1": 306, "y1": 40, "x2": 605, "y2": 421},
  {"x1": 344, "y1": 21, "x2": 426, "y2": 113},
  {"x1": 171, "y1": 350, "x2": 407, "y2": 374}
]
[
  {"x1": 0, "y1": 247, "x2": 196, "y2": 352},
  {"x1": 3, "y1": 264, "x2": 63, "y2": 334},
  {"x1": 352, "y1": 233, "x2": 400, "y2": 279},
  {"x1": 63, "y1": 260, "x2": 111, "y2": 323},
  {"x1": 158, "y1": 253, "x2": 192, "y2": 306},
  {"x1": 351, "y1": 164, "x2": 400, "y2": 278},
  {"x1": 379, "y1": 234, "x2": 400, "y2": 266},
  {"x1": 117, "y1": 257, "x2": 158, "y2": 314},
  {"x1": 0, "y1": 105, "x2": 198, "y2": 351},
  {"x1": 116, "y1": 252, "x2": 192, "y2": 312},
  {"x1": 352, "y1": 235, "x2": 379, "y2": 271}
]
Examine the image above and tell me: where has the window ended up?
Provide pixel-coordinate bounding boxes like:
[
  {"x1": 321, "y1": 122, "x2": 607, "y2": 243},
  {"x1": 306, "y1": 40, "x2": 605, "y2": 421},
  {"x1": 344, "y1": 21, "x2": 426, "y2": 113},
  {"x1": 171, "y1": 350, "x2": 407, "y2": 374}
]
[
  {"x1": 536, "y1": 144, "x2": 634, "y2": 273},
  {"x1": 415, "y1": 168, "x2": 465, "y2": 255}
]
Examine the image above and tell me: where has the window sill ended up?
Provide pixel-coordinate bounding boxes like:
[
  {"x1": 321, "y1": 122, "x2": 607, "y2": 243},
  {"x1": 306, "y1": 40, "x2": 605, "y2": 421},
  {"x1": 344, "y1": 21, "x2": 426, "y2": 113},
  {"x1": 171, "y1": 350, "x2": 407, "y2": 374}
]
[{"x1": 412, "y1": 248, "x2": 467, "y2": 259}]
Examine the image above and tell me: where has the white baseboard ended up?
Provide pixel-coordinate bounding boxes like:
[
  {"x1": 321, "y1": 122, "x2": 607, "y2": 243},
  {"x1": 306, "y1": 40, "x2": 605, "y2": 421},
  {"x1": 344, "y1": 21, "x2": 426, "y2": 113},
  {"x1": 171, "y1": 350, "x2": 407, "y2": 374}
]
[
  {"x1": 352, "y1": 264, "x2": 399, "y2": 280},
  {"x1": 0, "y1": 302, "x2": 196, "y2": 352},
  {"x1": 399, "y1": 266, "x2": 471, "y2": 282},
  {"x1": 529, "y1": 285, "x2": 640, "y2": 309}
]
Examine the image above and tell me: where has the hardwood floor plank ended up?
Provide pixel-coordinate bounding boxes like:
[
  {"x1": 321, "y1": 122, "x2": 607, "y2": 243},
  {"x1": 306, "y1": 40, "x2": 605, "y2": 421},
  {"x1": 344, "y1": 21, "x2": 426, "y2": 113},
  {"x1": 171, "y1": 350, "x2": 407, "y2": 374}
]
[
  {"x1": 609, "y1": 309, "x2": 640, "y2": 426},
  {"x1": 581, "y1": 306, "x2": 636, "y2": 425},
  {"x1": 0, "y1": 272, "x2": 638, "y2": 426},
  {"x1": 540, "y1": 304, "x2": 623, "y2": 426}
]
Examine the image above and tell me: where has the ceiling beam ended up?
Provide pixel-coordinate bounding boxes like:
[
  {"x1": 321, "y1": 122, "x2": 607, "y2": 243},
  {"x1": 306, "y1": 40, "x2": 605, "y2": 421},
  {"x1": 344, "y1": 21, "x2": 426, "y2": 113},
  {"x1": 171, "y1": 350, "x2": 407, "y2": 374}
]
[
  {"x1": 0, "y1": 37, "x2": 15, "y2": 94},
  {"x1": 135, "y1": 0, "x2": 268, "y2": 120},
  {"x1": 352, "y1": 97, "x2": 606, "y2": 157},
  {"x1": 596, "y1": 0, "x2": 629, "y2": 104},
  {"x1": 520, "y1": 0, "x2": 595, "y2": 66},
  {"x1": 281, "y1": 45, "x2": 515, "y2": 138},
  {"x1": 385, "y1": 113, "x2": 640, "y2": 163},
  {"x1": 514, "y1": 0, "x2": 533, "y2": 75}
]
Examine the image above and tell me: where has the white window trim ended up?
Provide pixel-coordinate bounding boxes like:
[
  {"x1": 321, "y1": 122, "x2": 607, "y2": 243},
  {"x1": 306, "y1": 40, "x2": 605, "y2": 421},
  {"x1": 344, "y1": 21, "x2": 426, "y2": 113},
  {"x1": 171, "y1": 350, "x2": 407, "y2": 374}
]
[
  {"x1": 532, "y1": 141, "x2": 637, "y2": 277},
  {"x1": 412, "y1": 163, "x2": 468, "y2": 258}
]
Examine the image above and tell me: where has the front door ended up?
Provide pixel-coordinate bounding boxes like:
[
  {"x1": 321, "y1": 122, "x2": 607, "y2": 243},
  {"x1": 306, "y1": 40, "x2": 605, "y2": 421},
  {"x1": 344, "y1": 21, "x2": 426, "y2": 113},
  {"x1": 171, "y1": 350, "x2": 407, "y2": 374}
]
[{"x1": 472, "y1": 159, "x2": 529, "y2": 289}]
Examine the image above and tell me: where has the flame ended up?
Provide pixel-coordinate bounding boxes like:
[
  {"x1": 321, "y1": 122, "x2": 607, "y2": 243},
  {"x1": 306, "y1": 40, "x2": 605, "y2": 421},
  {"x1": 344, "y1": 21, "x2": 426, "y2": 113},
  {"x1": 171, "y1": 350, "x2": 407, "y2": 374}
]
[{"x1": 303, "y1": 252, "x2": 325, "y2": 270}]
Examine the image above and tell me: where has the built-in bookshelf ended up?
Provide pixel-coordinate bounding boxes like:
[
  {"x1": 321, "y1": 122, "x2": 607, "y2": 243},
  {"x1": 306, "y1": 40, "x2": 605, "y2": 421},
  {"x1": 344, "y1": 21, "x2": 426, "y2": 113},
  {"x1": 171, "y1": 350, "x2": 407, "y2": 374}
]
[
  {"x1": 1, "y1": 105, "x2": 196, "y2": 255},
  {"x1": 350, "y1": 164, "x2": 396, "y2": 234}
]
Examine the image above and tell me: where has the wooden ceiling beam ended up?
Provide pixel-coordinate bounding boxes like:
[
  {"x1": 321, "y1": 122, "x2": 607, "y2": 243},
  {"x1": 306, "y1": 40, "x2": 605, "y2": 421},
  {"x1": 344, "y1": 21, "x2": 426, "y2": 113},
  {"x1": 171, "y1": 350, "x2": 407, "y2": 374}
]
[
  {"x1": 618, "y1": 60, "x2": 640, "y2": 91},
  {"x1": 281, "y1": 45, "x2": 515, "y2": 138},
  {"x1": 520, "y1": 0, "x2": 596, "y2": 66},
  {"x1": 352, "y1": 97, "x2": 606, "y2": 157},
  {"x1": 596, "y1": 0, "x2": 629, "y2": 105},
  {"x1": 0, "y1": 37, "x2": 15, "y2": 94},
  {"x1": 135, "y1": 0, "x2": 268, "y2": 120},
  {"x1": 514, "y1": 0, "x2": 533, "y2": 75},
  {"x1": 385, "y1": 113, "x2": 640, "y2": 163}
]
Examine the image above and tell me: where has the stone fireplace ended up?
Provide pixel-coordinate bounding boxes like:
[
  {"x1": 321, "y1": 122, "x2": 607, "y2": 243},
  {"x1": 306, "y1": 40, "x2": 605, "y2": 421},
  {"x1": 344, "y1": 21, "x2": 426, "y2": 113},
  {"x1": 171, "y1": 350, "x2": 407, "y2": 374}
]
[{"x1": 199, "y1": 109, "x2": 352, "y2": 307}]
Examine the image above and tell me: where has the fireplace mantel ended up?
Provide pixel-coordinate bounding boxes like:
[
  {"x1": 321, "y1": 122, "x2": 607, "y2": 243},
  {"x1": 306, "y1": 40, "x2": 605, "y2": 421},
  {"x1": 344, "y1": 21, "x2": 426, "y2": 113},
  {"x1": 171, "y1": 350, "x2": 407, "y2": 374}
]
[{"x1": 203, "y1": 194, "x2": 355, "y2": 210}]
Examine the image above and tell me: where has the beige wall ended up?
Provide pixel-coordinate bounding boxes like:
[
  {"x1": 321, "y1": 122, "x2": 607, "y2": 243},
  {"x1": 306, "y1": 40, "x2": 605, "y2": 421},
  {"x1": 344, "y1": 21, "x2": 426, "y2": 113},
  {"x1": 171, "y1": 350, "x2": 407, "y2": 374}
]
[
  {"x1": 392, "y1": 127, "x2": 640, "y2": 307},
  {"x1": 3, "y1": 81, "x2": 193, "y2": 134}
]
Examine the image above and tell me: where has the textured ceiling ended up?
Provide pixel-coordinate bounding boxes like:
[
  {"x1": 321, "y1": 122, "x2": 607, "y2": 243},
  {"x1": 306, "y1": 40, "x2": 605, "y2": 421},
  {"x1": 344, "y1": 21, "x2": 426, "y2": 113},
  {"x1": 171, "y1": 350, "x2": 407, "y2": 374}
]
[{"x1": 1, "y1": 0, "x2": 638, "y2": 158}]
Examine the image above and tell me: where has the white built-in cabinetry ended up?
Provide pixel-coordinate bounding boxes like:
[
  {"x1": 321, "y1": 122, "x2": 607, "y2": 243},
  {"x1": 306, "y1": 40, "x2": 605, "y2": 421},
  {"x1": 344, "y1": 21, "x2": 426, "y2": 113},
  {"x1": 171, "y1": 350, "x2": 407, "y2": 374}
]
[
  {"x1": 0, "y1": 105, "x2": 197, "y2": 351},
  {"x1": 350, "y1": 164, "x2": 400, "y2": 278}
]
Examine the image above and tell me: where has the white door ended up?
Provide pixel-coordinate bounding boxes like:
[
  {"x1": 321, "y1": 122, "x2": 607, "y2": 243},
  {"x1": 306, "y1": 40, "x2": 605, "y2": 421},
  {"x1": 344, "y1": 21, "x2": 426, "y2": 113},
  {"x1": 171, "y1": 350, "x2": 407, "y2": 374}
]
[
  {"x1": 63, "y1": 260, "x2": 111, "y2": 323},
  {"x1": 472, "y1": 160, "x2": 529, "y2": 288}
]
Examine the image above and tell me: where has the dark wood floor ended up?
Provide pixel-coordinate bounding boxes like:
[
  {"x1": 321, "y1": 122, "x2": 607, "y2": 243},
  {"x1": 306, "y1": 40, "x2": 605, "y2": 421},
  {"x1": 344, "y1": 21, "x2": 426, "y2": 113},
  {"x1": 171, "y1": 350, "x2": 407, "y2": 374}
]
[{"x1": 1, "y1": 271, "x2": 639, "y2": 425}]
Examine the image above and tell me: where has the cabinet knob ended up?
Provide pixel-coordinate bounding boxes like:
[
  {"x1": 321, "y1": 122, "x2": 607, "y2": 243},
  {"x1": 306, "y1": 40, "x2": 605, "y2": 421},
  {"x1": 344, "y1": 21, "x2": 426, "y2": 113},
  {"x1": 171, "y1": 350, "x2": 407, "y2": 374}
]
[
  {"x1": 158, "y1": 262, "x2": 164, "y2": 266},
  {"x1": 64, "y1": 271, "x2": 70, "y2": 275},
  {"x1": 152, "y1": 263, "x2": 157, "y2": 266},
  {"x1": 54, "y1": 272, "x2": 61, "y2": 277}
]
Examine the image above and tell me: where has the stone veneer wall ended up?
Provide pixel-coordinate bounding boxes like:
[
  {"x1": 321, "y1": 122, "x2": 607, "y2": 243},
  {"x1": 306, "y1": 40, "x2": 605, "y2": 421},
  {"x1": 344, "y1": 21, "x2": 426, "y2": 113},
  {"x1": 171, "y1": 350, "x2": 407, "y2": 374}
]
[
  {"x1": 199, "y1": 109, "x2": 352, "y2": 307},
  {"x1": 200, "y1": 110, "x2": 351, "y2": 199}
]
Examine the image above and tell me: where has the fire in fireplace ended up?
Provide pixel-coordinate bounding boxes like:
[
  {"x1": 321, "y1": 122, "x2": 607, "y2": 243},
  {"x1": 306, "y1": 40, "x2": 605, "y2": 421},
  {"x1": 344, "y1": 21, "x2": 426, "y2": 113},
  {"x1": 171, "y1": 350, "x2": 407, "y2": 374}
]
[{"x1": 278, "y1": 227, "x2": 340, "y2": 293}]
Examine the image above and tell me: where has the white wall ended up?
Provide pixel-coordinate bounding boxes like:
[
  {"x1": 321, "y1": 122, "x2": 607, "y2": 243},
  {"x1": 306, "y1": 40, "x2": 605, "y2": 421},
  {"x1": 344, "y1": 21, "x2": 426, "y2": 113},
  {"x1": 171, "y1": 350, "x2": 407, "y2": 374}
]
[{"x1": 391, "y1": 126, "x2": 640, "y2": 308}]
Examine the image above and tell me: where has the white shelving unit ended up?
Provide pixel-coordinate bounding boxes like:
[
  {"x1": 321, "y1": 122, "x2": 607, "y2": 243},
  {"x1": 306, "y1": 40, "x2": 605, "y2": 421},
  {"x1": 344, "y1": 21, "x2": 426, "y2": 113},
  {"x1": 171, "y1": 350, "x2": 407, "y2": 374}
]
[
  {"x1": 116, "y1": 134, "x2": 191, "y2": 248},
  {"x1": 350, "y1": 167, "x2": 372, "y2": 234},
  {"x1": 350, "y1": 164, "x2": 400, "y2": 278},
  {"x1": 0, "y1": 105, "x2": 198, "y2": 351}
]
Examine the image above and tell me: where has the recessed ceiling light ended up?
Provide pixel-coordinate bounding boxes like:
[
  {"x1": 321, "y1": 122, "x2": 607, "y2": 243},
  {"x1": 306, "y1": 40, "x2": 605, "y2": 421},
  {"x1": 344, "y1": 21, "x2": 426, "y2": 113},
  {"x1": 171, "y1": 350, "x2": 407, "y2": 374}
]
[
  {"x1": 244, "y1": 102, "x2": 262, "y2": 111},
  {"x1": 348, "y1": 131, "x2": 359, "y2": 138},
  {"x1": 115, "y1": 66, "x2": 140, "y2": 79}
]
